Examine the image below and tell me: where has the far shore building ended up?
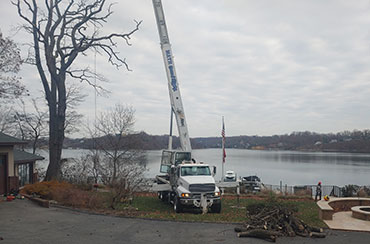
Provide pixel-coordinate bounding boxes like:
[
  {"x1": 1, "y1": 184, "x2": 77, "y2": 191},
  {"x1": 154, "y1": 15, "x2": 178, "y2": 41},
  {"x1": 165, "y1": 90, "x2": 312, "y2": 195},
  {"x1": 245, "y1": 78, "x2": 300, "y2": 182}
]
[{"x1": 0, "y1": 132, "x2": 44, "y2": 195}]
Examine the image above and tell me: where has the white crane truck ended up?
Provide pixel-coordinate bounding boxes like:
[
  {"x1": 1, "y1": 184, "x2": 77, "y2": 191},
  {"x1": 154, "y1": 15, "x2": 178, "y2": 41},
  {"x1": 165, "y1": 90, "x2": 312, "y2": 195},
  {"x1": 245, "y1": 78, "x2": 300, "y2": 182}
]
[{"x1": 152, "y1": 0, "x2": 221, "y2": 213}]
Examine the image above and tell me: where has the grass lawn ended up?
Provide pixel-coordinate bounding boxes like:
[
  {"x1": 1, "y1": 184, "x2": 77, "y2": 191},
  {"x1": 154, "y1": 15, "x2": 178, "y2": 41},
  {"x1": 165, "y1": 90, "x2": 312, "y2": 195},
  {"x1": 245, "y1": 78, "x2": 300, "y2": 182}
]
[
  {"x1": 117, "y1": 195, "x2": 326, "y2": 228},
  {"x1": 20, "y1": 182, "x2": 325, "y2": 227}
]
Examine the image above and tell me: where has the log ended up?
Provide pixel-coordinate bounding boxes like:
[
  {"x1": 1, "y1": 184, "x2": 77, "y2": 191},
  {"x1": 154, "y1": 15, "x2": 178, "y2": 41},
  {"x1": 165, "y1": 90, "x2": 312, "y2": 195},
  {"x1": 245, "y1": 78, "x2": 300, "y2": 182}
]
[
  {"x1": 244, "y1": 202, "x2": 323, "y2": 240},
  {"x1": 234, "y1": 227, "x2": 249, "y2": 233},
  {"x1": 284, "y1": 222, "x2": 296, "y2": 237},
  {"x1": 295, "y1": 231, "x2": 309, "y2": 237},
  {"x1": 235, "y1": 227, "x2": 282, "y2": 236},
  {"x1": 269, "y1": 231, "x2": 284, "y2": 237},
  {"x1": 237, "y1": 230, "x2": 277, "y2": 242},
  {"x1": 290, "y1": 216, "x2": 304, "y2": 232},
  {"x1": 309, "y1": 232, "x2": 326, "y2": 238},
  {"x1": 308, "y1": 227, "x2": 323, "y2": 233}
]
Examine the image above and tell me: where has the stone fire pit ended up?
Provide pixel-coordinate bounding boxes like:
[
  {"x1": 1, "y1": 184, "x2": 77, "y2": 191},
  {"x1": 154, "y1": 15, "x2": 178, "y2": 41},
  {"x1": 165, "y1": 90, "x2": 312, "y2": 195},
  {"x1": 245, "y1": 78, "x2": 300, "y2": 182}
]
[
  {"x1": 351, "y1": 206, "x2": 370, "y2": 221},
  {"x1": 317, "y1": 197, "x2": 370, "y2": 232}
]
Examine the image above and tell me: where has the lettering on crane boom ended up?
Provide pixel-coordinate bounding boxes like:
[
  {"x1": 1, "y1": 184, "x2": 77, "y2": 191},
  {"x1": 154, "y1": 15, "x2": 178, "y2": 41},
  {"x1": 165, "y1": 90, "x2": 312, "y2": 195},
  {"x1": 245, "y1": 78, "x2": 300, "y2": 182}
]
[{"x1": 165, "y1": 50, "x2": 178, "y2": 91}]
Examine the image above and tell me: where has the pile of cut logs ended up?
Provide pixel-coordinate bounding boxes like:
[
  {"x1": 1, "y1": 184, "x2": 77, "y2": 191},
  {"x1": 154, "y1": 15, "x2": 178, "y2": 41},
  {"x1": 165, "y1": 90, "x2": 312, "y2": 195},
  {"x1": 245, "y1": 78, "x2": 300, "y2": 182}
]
[{"x1": 235, "y1": 202, "x2": 325, "y2": 242}]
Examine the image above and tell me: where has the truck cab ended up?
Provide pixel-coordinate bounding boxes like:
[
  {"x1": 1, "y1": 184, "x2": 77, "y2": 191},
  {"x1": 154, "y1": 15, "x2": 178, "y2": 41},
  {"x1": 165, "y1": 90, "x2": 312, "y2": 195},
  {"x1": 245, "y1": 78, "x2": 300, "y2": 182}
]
[
  {"x1": 157, "y1": 150, "x2": 221, "y2": 213},
  {"x1": 160, "y1": 150, "x2": 191, "y2": 173}
]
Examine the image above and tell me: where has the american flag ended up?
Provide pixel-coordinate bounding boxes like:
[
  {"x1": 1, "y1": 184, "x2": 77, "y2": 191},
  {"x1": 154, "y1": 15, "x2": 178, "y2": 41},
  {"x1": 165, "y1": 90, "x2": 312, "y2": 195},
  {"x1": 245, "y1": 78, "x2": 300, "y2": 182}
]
[{"x1": 222, "y1": 117, "x2": 226, "y2": 163}]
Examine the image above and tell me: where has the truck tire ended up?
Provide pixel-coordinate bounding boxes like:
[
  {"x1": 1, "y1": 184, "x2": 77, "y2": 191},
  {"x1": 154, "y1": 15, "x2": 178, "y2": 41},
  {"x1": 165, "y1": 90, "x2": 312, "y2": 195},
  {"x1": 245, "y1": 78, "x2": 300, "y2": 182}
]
[
  {"x1": 174, "y1": 197, "x2": 183, "y2": 213},
  {"x1": 211, "y1": 202, "x2": 221, "y2": 213},
  {"x1": 158, "y1": 192, "x2": 168, "y2": 202}
]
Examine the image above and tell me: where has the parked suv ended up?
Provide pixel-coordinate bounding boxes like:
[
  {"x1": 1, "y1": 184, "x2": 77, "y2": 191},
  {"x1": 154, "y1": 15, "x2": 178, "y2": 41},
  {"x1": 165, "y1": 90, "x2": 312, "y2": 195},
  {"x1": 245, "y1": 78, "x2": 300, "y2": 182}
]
[{"x1": 242, "y1": 175, "x2": 261, "y2": 193}]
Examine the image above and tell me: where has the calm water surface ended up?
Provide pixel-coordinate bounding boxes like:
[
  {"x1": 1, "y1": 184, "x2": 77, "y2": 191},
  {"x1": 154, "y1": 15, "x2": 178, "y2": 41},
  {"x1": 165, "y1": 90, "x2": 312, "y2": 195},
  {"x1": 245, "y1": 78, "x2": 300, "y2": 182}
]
[{"x1": 37, "y1": 148, "x2": 370, "y2": 186}]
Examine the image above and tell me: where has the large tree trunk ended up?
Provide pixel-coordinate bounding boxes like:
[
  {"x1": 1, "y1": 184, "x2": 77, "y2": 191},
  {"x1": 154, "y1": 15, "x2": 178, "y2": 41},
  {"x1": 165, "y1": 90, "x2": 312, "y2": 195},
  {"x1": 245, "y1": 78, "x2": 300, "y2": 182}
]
[
  {"x1": 45, "y1": 111, "x2": 66, "y2": 180},
  {"x1": 45, "y1": 79, "x2": 66, "y2": 181}
]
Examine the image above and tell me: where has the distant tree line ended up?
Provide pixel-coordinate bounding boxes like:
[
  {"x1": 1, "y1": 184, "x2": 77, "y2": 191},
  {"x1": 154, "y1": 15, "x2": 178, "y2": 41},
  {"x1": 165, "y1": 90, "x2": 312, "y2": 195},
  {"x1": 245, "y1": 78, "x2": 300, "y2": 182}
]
[{"x1": 61, "y1": 129, "x2": 370, "y2": 153}]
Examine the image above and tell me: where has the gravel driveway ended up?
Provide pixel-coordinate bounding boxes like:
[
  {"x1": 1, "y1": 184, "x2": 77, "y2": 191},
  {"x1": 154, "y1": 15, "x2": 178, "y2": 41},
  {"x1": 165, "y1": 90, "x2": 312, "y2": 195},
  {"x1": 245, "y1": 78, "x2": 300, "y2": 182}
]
[{"x1": 0, "y1": 199, "x2": 369, "y2": 244}]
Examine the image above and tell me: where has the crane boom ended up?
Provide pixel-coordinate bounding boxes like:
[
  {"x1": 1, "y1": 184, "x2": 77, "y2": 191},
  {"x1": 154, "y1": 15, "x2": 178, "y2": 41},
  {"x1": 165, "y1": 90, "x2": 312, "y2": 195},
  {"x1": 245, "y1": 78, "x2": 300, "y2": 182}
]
[{"x1": 152, "y1": 0, "x2": 192, "y2": 152}]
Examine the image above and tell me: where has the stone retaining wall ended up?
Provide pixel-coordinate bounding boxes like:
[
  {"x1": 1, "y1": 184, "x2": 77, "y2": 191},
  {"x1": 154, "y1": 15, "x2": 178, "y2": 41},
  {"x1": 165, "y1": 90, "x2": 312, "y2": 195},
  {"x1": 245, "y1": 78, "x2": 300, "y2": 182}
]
[
  {"x1": 329, "y1": 199, "x2": 370, "y2": 212},
  {"x1": 317, "y1": 197, "x2": 370, "y2": 220}
]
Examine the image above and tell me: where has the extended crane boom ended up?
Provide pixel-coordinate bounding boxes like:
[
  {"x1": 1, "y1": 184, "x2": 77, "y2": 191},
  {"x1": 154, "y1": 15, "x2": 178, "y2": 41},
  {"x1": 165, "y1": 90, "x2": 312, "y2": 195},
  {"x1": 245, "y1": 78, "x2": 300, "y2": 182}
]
[
  {"x1": 152, "y1": 0, "x2": 221, "y2": 214},
  {"x1": 152, "y1": 0, "x2": 191, "y2": 152}
]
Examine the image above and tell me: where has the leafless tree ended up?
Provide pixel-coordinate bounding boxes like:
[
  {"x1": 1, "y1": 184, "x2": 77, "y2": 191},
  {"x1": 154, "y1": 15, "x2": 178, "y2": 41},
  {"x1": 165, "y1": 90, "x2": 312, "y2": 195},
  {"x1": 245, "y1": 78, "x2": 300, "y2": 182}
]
[
  {"x1": 94, "y1": 104, "x2": 146, "y2": 183},
  {"x1": 13, "y1": 99, "x2": 48, "y2": 154},
  {"x1": 0, "y1": 30, "x2": 26, "y2": 99},
  {"x1": 59, "y1": 104, "x2": 146, "y2": 208},
  {"x1": 14, "y1": 0, "x2": 141, "y2": 180},
  {"x1": 60, "y1": 150, "x2": 101, "y2": 184},
  {"x1": 61, "y1": 154, "x2": 94, "y2": 184},
  {"x1": 108, "y1": 163, "x2": 146, "y2": 208},
  {"x1": 92, "y1": 104, "x2": 146, "y2": 208},
  {"x1": 0, "y1": 105, "x2": 15, "y2": 134},
  {"x1": 64, "y1": 83, "x2": 86, "y2": 135}
]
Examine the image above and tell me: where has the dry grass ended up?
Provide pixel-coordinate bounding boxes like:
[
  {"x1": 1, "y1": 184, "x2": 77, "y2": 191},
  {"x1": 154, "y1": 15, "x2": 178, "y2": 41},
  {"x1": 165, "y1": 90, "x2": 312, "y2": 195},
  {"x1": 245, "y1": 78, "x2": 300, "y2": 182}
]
[
  {"x1": 21, "y1": 181, "x2": 107, "y2": 209},
  {"x1": 20, "y1": 183, "x2": 325, "y2": 227}
]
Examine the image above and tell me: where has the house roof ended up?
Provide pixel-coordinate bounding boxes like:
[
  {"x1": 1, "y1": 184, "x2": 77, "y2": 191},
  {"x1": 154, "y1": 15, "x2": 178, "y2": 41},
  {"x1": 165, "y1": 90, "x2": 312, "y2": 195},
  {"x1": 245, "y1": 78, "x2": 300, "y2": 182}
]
[
  {"x1": 13, "y1": 149, "x2": 44, "y2": 164},
  {"x1": 0, "y1": 132, "x2": 27, "y2": 145}
]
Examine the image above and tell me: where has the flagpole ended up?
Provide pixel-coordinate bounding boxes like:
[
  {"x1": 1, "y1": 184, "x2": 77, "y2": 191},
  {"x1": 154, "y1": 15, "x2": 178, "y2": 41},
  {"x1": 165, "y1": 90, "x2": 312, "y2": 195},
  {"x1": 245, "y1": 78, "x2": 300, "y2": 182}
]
[{"x1": 221, "y1": 116, "x2": 225, "y2": 182}]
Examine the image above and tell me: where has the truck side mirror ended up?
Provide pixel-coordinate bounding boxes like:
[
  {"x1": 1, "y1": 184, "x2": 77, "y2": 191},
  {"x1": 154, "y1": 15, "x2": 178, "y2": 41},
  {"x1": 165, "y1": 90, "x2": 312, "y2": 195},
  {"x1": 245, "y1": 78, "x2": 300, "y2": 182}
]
[
  {"x1": 170, "y1": 165, "x2": 176, "y2": 174},
  {"x1": 213, "y1": 166, "x2": 216, "y2": 176}
]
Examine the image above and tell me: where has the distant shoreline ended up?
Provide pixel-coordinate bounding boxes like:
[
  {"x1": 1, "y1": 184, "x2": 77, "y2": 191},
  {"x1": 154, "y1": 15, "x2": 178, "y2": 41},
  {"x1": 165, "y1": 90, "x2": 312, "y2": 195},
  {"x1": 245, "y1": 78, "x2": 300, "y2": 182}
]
[
  {"x1": 27, "y1": 130, "x2": 370, "y2": 154},
  {"x1": 49, "y1": 147, "x2": 370, "y2": 154}
]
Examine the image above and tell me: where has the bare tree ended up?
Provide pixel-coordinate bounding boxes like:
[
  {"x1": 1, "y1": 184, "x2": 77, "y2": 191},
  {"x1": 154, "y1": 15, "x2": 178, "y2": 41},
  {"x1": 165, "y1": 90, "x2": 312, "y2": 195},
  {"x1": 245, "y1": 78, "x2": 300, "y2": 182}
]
[
  {"x1": 59, "y1": 104, "x2": 146, "y2": 208},
  {"x1": 108, "y1": 163, "x2": 146, "y2": 208},
  {"x1": 0, "y1": 30, "x2": 26, "y2": 99},
  {"x1": 60, "y1": 150, "x2": 101, "y2": 184},
  {"x1": 94, "y1": 104, "x2": 145, "y2": 184},
  {"x1": 92, "y1": 104, "x2": 146, "y2": 208},
  {"x1": 61, "y1": 154, "x2": 95, "y2": 184},
  {"x1": 13, "y1": 99, "x2": 48, "y2": 154},
  {"x1": 14, "y1": 0, "x2": 141, "y2": 180},
  {"x1": 8, "y1": 84, "x2": 83, "y2": 156},
  {"x1": 64, "y1": 83, "x2": 86, "y2": 135},
  {"x1": 0, "y1": 105, "x2": 15, "y2": 134}
]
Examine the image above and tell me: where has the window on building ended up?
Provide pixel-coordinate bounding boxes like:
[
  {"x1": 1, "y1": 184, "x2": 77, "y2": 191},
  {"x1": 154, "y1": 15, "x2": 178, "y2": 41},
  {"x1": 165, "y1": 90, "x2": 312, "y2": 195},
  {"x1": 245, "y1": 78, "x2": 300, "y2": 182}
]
[{"x1": 18, "y1": 163, "x2": 30, "y2": 186}]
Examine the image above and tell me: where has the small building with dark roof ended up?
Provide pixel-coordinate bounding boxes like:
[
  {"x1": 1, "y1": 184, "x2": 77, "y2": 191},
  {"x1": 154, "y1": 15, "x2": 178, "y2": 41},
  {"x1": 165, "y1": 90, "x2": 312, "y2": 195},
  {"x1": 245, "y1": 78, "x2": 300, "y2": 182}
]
[{"x1": 0, "y1": 132, "x2": 44, "y2": 195}]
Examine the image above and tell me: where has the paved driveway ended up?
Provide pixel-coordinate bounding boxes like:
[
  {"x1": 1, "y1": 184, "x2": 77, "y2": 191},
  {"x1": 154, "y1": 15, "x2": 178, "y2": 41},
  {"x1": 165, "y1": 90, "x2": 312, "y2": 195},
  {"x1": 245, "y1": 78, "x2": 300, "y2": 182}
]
[{"x1": 0, "y1": 199, "x2": 370, "y2": 244}]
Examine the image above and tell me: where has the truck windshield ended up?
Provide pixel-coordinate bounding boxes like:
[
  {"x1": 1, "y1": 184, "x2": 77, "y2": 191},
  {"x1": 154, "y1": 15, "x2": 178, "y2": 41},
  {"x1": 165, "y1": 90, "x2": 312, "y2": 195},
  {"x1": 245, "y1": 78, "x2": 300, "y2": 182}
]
[{"x1": 181, "y1": 166, "x2": 211, "y2": 176}]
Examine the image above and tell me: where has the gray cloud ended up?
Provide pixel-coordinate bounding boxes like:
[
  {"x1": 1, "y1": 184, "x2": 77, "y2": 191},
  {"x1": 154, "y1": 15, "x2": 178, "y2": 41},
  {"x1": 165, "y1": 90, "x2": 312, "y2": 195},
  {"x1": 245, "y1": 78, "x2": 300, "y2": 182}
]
[{"x1": 1, "y1": 0, "x2": 370, "y2": 137}]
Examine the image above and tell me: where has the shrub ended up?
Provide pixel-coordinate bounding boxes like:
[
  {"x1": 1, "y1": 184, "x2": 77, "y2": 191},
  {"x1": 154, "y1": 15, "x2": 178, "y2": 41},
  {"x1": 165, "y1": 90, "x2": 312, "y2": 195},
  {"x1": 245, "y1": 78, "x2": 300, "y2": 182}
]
[
  {"x1": 50, "y1": 187, "x2": 106, "y2": 209},
  {"x1": 342, "y1": 185, "x2": 360, "y2": 197},
  {"x1": 357, "y1": 187, "x2": 370, "y2": 197},
  {"x1": 20, "y1": 181, "x2": 106, "y2": 209},
  {"x1": 20, "y1": 181, "x2": 73, "y2": 199}
]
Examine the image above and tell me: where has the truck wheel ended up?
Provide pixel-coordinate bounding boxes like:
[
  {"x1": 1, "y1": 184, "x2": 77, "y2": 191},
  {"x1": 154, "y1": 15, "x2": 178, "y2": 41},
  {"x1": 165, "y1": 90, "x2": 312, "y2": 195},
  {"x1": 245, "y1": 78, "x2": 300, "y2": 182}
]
[
  {"x1": 211, "y1": 202, "x2": 221, "y2": 213},
  {"x1": 158, "y1": 192, "x2": 167, "y2": 202},
  {"x1": 174, "y1": 197, "x2": 183, "y2": 213},
  {"x1": 163, "y1": 192, "x2": 169, "y2": 202}
]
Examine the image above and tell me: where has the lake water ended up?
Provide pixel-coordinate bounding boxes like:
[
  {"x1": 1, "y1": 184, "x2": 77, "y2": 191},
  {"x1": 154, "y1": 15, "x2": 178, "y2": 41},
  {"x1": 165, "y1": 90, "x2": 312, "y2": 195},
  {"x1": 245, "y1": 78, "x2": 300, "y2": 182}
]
[{"x1": 36, "y1": 148, "x2": 370, "y2": 186}]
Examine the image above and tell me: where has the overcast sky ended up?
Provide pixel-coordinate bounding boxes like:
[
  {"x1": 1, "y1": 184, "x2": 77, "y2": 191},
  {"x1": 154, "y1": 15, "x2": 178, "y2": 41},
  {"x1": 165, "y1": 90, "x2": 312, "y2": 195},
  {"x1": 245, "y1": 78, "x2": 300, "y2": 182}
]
[{"x1": 1, "y1": 0, "x2": 370, "y2": 138}]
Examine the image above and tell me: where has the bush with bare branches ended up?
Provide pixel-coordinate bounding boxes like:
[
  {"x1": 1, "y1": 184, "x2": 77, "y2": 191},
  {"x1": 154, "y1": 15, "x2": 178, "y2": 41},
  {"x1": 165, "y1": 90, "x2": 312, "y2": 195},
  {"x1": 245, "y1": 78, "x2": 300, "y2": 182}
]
[{"x1": 59, "y1": 104, "x2": 147, "y2": 208}]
